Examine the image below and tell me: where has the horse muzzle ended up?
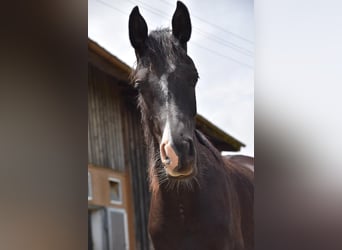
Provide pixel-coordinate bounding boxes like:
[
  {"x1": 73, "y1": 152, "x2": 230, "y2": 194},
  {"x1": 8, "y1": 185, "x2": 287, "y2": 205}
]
[{"x1": 160, "y1": 138, "x2": 195, "y2": 178}]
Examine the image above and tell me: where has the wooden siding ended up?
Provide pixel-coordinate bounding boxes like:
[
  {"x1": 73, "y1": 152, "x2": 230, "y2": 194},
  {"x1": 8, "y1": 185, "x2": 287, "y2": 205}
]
[
  {"x1": 88, "y1": 64, "x2": 125, "y2": 171},
  {"x1": 88, "y1": 63, "x2": 151, "y2": 250},
  {"x1": 121, "y1": 95, "x2": 151, "y2": 250}
]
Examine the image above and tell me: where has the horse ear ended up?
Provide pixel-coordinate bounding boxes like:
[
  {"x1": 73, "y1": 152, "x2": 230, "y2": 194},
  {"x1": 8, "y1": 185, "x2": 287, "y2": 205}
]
[
  {"x1": 129, "y1": 6, "x2": 148, "y2": 55},
  {"x1": 172, "y1": 1, "x2": 192, "y2": 49}
]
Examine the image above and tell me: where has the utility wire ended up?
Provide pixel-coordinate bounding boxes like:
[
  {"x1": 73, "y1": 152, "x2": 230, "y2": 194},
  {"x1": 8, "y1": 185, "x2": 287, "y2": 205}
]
[
  {"x1": 160, "y1": 0, "x2": 254, "y2": 44},
  {"x1": 127, "y1": 0, "x2": 253, "y2": 56},
  {"x1": 194, "y1": 28, "x2": 253, "y2": 57},
  {"x1": 95, "y1": 0, "x2": 253, "y2": 69},
  {"x1": 191, "y1": 41, "x2": 253, "y2": 69},
  {"x1": 97, "y1": 0, "x2": 129, "y2": 16}
]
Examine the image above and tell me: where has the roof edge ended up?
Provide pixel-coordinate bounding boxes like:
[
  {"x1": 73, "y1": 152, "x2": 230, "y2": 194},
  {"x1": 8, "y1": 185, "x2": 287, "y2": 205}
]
[
  {"x1": 88, "y1": 38, "x2": 132, "y2": 77},
  {"x1": 196, "y1": 114, "x2": 245, "y2": 151}
]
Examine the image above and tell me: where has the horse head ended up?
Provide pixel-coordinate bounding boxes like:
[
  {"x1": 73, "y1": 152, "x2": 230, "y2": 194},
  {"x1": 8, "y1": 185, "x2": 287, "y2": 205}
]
[{"x1": 129, "y1": 1, "x2": 199, "y2": 180}]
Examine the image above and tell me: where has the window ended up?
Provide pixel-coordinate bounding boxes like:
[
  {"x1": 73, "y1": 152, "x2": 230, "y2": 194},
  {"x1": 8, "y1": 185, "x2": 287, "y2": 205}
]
[
  {"x1": 107, "y1": 208, "x2": 129, "y2": 250},
  {"x1": 109, "y1": 177, "x2": 122, "y2": 205},
  {"x1": 89, "y1": 208, "x2": 108, "y2": 250}
]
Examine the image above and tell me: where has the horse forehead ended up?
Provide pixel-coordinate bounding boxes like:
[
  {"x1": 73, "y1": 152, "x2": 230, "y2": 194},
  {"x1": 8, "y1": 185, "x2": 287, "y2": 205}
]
[
  {"x1": 158, "y1": 74, "x2": 167, "y2": 99},
  {"x1": 158, "y1": 66, "x2": 186, "y2": 101},
  {"x1": 152, "y1": 60, "x2": 176, "y2": 86},
  {"x1": 167, "y1": 61, "x2": 176, "y2": 73},
  {"x1": 153, "y1": 57, "x2": 176, "y2": 76}
]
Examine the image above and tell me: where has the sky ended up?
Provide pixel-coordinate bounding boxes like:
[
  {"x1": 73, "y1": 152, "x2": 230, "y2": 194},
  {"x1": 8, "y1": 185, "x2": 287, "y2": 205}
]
[{"x1": 88, "y1": 0, "x2": 254, "y2": 156}]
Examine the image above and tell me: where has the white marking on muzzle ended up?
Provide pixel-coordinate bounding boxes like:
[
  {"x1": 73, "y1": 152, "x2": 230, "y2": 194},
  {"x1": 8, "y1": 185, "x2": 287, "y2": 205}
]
[
  {"x1": 159, "y1": 65, "x2": 180, "y2": 170},
  {"x1": 159, "y1": 73, "x2": 171, "y2": 142},
  {"x1": 161, "y1": 119, "x2": 171, "y2": 146},
  {"x1": 160, "y1": 74, "x2": 169, "y2": 99}
]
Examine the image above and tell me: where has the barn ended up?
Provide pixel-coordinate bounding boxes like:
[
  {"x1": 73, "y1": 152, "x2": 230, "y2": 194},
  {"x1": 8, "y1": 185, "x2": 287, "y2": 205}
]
[{"x1": 87, "y1": 38, "x2": 245, "y2": 250}]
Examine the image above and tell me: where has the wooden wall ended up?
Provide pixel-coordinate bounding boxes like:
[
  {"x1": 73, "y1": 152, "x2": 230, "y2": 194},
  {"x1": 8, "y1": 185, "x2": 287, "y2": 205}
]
[
  {"x1": 121, "y1": 93, "x2": 151, "y2": 250},
  {"x1": 88, "y1": 63, "x2": 151, "y2": 250},
  {"x1": 88, "y1": 65, "x2": 125, "y2": 171}
]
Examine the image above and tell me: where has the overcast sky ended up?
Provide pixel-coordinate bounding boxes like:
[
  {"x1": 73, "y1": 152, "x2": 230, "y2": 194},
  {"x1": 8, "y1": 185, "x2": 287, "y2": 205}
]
[{"x1": 89, "y1": 0, "x2": 254, "y2": 156}]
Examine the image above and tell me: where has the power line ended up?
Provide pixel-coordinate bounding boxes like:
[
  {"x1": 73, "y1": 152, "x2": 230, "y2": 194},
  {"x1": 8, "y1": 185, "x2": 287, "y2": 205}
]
[
  {"x1": 160, "y1": 0, "x2": 254, "y2": 44},
  {"x1": 95, "y1": 0, "x2": 253, "y2": 69},
  {"x1": 191, "y1": 41, "x2": 253, "y2": 69},
  {"x1": 129, "y1": 0, "x2": 170, "y2": 17},
  {"x1": 194, "y1": 28, "x2": 253, "y2": 57},
  {"x1": 124, "y1": 0, "x2": 253, "y2": 57},
  {"x1": 97, "y1": 0, "x2": 129, "y2": 16}
]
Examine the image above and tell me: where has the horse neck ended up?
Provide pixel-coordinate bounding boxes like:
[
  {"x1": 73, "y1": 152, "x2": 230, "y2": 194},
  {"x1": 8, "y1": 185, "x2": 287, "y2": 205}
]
[
  {"x1": 151, "y1": 133, "x2": 244, "y2": 247},
  {"x1": 143, "y1": 124, "x2": 246, "y2": 248}
]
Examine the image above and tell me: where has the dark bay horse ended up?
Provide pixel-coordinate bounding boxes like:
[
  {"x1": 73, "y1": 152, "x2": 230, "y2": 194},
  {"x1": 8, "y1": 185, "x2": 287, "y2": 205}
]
[{"x1": 129, "y1": 2, "x2": 254, "y2": 249}]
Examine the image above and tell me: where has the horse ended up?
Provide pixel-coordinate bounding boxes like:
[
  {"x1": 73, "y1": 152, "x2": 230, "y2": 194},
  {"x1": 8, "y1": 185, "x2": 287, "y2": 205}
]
[{"x1": 128, "y1": 1, "x2": 254, "y2": 249}]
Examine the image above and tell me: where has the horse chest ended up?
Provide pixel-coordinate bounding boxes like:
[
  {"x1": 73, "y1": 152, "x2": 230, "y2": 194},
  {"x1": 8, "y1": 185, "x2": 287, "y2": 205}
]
[{"x1": 149, "y1": 193, "x2": 231, "y2": 250}]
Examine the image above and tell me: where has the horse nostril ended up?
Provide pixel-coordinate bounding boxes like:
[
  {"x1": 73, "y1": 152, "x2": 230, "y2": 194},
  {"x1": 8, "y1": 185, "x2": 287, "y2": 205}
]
[
  {"x1": 164, "y1": 157, "x2": 171, "y2": 165},
  {"x1": 160, "y1": 142, "x2": 180, "y2": 170}
]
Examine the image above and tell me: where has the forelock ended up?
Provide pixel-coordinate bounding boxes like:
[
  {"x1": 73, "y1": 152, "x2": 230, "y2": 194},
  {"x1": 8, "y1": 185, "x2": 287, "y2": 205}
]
[
  {"x1": 146, "y1": 29, "x2": 186, "y2": 73},
  {"x1": 131, "y1": 28, "x2": 195, "y2": 81}
]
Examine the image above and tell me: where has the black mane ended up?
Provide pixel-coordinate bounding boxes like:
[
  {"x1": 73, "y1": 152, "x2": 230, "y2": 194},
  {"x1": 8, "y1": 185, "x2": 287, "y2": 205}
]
[{"x1": 133, "y1": 28, "x2": 190, "y2": 79}]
